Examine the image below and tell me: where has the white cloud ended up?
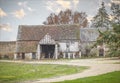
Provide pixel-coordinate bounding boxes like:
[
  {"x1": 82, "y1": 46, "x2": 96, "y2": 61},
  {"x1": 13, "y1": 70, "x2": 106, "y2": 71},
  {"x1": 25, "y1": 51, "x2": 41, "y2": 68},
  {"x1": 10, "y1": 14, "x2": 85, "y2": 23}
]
[
  {"x1": 46, "y1": 1, "x2": 54, "y2": 7},
  {"x1": 18, "y1": 1, "x2": 35, "y2": 12},
  {"x1": 46, "y1": 1, "x2": 56, "y2": 12},
  {"x1": 0, "y1": 23, "x2": 11, "y2": 32},
  {"x1": 18, "y1": 1, "x2": 27, "y2": 7},
  {"x1": 13, "y1": 9, "x2": 26, "y2": 19},
  {"x1": 73, "y1": 0, "x2": 79, "y2": 8},
  {"x1": 46, "y1": 1, "x2": 54, "y2": 12},
  {"x1": 46, "y1": 6, "x2": 54, "y2": 12},
  {"x1": 46, "y1": 0, "x2": 72, "y2": 14},
  {"x1": 46, "y1": 0, "x2": 80, "y2": 14},
  {"x1": 56, "y1": 8, "x2": 61, "y2": 13},
  {"x1": 27, "y1": 7, "x2": 34, "y2": 11},
  {"x1": 18, "y1": 2, "x2": 23, "y2": 6},
  {"x1": 56, "y1": 0, "x2": 71, "y2": 9},
  {"x1": 111, "y1": 0, "x2": 120, "y2": 4},
  {"x1": 0, "y1": 8, "x2": 7, "y2": 17}
]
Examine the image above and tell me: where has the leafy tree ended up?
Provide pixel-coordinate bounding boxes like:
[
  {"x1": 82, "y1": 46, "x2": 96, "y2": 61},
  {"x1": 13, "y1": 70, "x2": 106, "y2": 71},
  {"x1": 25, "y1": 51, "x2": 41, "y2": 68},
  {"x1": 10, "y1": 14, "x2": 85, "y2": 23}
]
[
  {"x1": 91, "y1": 2, "x2": 111, "y2": 28},
  {"x1": 111, "y1": 3, "x2": 120, "y2": 24},
  {"x1": 97, "y1": 23, "x2": 120, "y2": 57},
  {"x1": 43, "y1": 9, "x2": 88, "y2": 27},
  {"x1": 96, "y1": 2, "x2": 120, "y2": 57}
]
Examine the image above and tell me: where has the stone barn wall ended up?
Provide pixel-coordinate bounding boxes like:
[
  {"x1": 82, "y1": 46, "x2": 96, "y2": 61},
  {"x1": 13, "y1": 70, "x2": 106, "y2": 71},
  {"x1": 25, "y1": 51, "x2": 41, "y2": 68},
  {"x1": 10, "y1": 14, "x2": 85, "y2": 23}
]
[{"x1": 0, "y1": 41, "x2": 16, "y2": 59}]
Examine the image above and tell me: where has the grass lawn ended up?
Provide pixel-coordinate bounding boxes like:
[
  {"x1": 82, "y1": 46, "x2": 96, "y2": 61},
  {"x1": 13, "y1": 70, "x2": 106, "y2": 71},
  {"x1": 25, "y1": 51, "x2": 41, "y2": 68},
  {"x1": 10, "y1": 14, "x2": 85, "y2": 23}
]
[
  {"x1": 0, "y1": 62, "x2": 88, "y2": 83},
  {"x1": 55, "y1": 71, "x2": 120, "y2": 83}
]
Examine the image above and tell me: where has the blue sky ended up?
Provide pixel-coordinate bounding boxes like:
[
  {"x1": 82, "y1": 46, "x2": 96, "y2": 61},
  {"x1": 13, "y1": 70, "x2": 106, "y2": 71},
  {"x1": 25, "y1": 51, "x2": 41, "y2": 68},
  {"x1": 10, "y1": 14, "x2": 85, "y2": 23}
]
[{"x1": 0, "y1": 0, "x2": 115, "y2": 41}]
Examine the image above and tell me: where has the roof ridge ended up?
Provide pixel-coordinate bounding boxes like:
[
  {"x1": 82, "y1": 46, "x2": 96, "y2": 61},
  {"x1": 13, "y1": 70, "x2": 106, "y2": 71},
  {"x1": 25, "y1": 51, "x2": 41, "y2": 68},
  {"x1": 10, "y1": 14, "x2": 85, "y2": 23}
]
[{"x1": 19, "y1": 24, "x2": 80, "y2": 27}]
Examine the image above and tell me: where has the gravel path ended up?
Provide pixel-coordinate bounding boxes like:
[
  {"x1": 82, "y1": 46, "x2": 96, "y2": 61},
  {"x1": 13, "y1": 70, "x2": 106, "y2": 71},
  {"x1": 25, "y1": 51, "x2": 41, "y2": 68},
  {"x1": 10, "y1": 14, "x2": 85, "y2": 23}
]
[{"x1": 1, "y1": 58, "x2": 120, "y2": 83}]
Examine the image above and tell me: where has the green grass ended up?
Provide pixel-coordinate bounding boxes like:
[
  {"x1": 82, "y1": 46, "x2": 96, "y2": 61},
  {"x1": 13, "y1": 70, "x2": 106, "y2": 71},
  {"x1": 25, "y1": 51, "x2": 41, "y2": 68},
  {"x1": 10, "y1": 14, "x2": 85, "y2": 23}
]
[
  {"x1": 0, "y1": 62, "x2": 88, "y2": 83},
  {"x1": 55, "y1": 71, "x2": 120, "y2": 83}
]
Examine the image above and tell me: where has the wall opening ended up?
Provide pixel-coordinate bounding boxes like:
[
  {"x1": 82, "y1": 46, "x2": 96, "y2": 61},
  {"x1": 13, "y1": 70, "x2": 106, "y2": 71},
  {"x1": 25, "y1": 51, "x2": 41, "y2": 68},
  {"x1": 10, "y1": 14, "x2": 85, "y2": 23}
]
[
  {"x1": 99, "y1": 48, "x2": 104, "y2": 56},
  {"x1": 41, "y1": 45, "x2": 55, "y2": 58},
  {"x1": 22, "y1": 53, "x2": 25, "y2": 59}
]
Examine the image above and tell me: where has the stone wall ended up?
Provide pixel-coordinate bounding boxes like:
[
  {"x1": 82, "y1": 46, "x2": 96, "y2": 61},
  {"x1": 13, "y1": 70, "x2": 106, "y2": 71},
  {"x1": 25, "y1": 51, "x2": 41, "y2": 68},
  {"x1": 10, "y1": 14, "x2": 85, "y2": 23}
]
[{"x1": 0, "y1": 41, "x2": 16, "y2": 59}]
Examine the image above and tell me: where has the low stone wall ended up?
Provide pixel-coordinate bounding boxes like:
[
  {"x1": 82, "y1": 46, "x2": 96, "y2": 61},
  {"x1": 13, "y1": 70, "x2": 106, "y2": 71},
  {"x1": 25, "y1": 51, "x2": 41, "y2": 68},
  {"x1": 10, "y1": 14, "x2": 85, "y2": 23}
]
[{"x1": 0, "y1": 41, "x2": 16, "y2": 59}]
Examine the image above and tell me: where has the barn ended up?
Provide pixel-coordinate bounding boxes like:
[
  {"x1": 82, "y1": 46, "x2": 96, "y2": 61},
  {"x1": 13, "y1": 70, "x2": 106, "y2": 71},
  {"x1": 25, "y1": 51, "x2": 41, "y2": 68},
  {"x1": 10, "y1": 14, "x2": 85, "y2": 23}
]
[
  {"x1": 12, "y1": 24, "x2": 107, "y2": 60},
  {"x1": 14, "y1": 24, "x2": 81, "y2": 60}
]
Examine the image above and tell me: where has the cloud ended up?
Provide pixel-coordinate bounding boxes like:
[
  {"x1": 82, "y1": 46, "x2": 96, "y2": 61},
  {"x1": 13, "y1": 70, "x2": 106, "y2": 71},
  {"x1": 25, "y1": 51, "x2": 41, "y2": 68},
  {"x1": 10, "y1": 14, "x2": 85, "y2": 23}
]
[
  {"x1": 13, "y1": 9, "x2": 26, "y2": 19},
  {"x1": 46, "y1": 1, "x2": 54, "y2": 12},
  {"x1": 46, "y1": 6, "x2": 54, "y2": 12},
  {"x1": 56, "y1": 0, "x2": 71, "y2": 9},
  {"x1": 46, "y1": 0, "x2": 80, "y2": 14},
  {"x1": 111, "y1": 0, "x2": 120, "y2": 4},
  {"x1": 27, "y1": 7, "x2": 34, "y2": 11},
  {"x1": 0, "y1": 23, "x2": 11, "y2": 31},
  {"x1": 56, "y1": 8, "x2": 61, "y2": 13},
  {"x1": 18, "y1": 2, "x2": 23, "y2": 6},
  {"x1": 0, "y1": 8, "x2": 7, "y2": 17},
  {"x1": 46, "y1": 0, "x2": 72, "y2": 14},
  {"x1": 18, "y1": 1, "x2": 35, "y2": 12},
  {"x1": 73, "y1": 0, "x2": 79, "y2": 8}
]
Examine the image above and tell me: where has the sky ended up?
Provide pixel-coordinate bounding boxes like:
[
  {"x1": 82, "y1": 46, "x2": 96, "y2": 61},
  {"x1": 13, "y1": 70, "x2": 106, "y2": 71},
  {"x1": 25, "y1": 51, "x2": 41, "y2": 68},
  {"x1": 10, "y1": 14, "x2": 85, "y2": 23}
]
[{"x1": 0, "y1": 0, "x2": 118, "y2": 41}]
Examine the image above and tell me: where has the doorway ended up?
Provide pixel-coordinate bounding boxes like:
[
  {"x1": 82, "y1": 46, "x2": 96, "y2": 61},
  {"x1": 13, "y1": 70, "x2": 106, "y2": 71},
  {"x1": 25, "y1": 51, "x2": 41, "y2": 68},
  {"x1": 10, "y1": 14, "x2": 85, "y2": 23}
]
[
  {"x1": 99, "y1": 48, "x2": 104, "y2": 56},
  {"x1": 41, "y1": 45, "x2": 55, "y2": 58},
  {"x1": 21, "y1": 53, "x2": 25, "y2": 59}
]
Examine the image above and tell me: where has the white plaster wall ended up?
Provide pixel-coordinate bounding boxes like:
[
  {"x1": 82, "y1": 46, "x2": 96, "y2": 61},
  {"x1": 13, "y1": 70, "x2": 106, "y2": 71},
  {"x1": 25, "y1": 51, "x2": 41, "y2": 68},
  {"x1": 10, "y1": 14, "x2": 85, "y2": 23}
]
[
  {"x1": 59, "y1": 43, "x2": 67, "y2": 52},
  {"x1": 25, "y1": 53, "x2": 32, "y2": 60},
  {"x1": 59, "y1": 42, "x2": 79, "y2": 52},
  {"x1": 69, "y1": 42, "x2": 79, "y2": 52},
  {"x1": 14, "y1": 54, "x2": 17, "y2": 60}
]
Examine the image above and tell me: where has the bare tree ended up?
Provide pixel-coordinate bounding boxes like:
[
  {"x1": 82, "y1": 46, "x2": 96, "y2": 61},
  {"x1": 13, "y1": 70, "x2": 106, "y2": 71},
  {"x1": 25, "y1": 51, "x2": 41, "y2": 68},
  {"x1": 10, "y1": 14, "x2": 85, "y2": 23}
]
[{"x1": 43, "y1": 9, "x2": 88, "y2": 27}]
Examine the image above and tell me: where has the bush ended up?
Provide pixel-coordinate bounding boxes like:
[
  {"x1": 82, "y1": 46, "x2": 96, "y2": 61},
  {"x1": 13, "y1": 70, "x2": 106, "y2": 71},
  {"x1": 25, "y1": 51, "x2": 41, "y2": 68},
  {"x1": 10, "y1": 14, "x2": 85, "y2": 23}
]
[{"x1": 89, "y1": 48, "x2": 97, "y2": 57}]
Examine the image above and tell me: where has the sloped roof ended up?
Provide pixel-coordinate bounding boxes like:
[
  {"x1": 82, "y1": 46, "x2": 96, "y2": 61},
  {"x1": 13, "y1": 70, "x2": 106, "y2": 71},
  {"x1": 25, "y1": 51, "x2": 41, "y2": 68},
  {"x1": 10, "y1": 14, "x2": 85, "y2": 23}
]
[
  {"x1": 17, "y1": 24, "x2": 80, "y2": 41},
  {"x1": 80, "y1": 28, "x2": 107, "y2": 42}
]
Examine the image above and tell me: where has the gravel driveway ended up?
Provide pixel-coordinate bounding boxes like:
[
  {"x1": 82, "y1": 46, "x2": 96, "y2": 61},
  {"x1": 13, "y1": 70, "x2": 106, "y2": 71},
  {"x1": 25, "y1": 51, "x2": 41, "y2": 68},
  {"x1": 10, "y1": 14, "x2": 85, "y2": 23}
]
[{"x1": 1, "y1": 58, "x2": 120, "y2": 83}]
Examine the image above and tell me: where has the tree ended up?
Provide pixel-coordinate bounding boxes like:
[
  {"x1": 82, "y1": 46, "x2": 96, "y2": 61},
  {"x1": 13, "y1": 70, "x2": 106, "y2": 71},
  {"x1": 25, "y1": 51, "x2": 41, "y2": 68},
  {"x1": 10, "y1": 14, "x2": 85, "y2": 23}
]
[
  {"x1": 111, "y1": 3, "x2": 120, "y2": 24},
  {"x1": 91, "y1": 2, "x2": 111, "y2": 28},
  {"x1": 97, "y1": 23, "x2": 120, "y2": 57},
  {"x1": 43, "y1": 9, "x2": 88, "y2": 27},
  {"x1": 96, "y1": 2, "x2": 120, "y2": 57}
]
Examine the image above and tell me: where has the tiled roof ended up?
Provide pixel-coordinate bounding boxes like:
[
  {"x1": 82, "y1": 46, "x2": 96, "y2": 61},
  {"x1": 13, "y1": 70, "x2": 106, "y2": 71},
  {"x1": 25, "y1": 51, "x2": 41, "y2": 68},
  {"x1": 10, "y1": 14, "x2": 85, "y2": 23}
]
[
  {"x1": 80, "y1": 28, "x2": 107, "y2": 42},
  {"x1": 17, "y1": 24, "x2": 80, "y2": 41}
]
